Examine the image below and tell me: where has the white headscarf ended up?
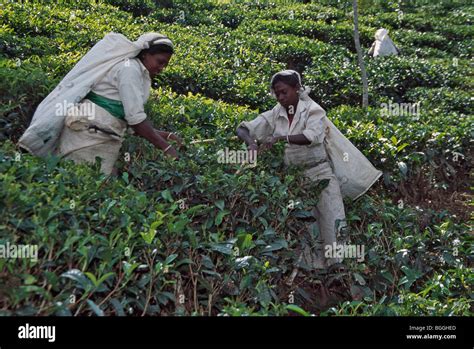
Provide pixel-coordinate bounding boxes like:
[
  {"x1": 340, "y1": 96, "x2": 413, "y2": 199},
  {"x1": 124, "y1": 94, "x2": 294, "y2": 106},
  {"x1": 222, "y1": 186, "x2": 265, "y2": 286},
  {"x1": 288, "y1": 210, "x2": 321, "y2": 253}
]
[
  {"x1": 270, "y1": 69, "x2": 312, "y2": 101},
  {"x1": 137, "y1": 33, "x2": 174, "y2": 50},
  {"x1": 374, "y1": 28, "x2": 388, "y2": 41}
]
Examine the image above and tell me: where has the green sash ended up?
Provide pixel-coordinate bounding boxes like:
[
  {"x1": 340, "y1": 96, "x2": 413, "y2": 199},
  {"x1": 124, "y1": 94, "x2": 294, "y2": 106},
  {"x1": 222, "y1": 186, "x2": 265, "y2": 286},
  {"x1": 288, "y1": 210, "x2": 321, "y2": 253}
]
[{"x1": 85, "y1": 91, "x2": 125, "y2": 120}]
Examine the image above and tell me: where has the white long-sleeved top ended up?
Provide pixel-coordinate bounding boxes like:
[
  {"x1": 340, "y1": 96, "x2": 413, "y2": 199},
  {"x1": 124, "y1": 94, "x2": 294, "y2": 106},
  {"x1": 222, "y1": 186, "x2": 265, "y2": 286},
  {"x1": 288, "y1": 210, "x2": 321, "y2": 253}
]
[
  {"x1": 239, "y1": 99, "x2": 329, "y2": 166},
  {"x1": 90, "y1": 57, "x2": 151, "y2": 125}
]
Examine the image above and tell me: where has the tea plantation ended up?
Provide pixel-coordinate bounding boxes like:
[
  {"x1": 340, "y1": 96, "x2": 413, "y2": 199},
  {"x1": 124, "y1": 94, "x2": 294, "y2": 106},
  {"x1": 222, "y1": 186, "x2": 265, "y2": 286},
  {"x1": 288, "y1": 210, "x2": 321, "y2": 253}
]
[{"x1": 0, "y1": 0, "x2": 472, "y2": 316}]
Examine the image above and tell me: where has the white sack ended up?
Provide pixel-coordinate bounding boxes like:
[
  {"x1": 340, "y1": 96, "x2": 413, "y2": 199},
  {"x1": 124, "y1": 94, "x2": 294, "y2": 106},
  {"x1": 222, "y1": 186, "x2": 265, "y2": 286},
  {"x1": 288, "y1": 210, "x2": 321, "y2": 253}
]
[
  {"x1": 369, "y1": 28, "x2": 399, "y2": 57},
  {"x1": 321, "y1": 117, "x2": 382, "y2": 200}
]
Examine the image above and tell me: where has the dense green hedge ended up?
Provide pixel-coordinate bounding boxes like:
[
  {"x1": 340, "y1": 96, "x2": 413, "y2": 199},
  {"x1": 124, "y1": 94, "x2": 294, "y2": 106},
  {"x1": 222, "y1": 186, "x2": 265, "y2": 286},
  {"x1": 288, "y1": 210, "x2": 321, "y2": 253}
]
[{"x1": 1, "y1": 0, "x2": 472, "y2": 316}]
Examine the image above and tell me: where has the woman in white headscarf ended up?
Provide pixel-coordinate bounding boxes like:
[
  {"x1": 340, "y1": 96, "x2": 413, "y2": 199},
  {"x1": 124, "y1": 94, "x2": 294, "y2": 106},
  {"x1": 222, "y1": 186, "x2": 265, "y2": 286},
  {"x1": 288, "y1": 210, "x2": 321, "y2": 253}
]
[
  {"x1": 368, "y1": 28, "x2": 400, "y2": 57},
  {"x1": 237, "y1": 70, "x2": 382, "y2": 269},
  {"x1": 19, "y1": 32, "x2": 182, "y2": 175}
]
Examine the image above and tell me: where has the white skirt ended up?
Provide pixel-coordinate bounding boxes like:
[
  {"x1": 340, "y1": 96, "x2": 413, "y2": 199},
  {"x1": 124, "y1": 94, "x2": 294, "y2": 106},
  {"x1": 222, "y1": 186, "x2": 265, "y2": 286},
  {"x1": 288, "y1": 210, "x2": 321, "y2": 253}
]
[{"x1": 57, "y1": 99, "x2": 127, "y2": 175}]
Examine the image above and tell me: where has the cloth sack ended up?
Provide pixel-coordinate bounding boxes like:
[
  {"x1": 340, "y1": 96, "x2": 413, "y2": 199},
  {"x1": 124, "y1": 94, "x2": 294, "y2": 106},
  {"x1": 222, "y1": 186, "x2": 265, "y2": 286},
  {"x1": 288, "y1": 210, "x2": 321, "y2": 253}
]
[
  {"x1": 369, "y1": 28, "x2": 399, "y2": 57},
  {"x1": 322, "y1": 117, "x2": 382, "y2": 200}
]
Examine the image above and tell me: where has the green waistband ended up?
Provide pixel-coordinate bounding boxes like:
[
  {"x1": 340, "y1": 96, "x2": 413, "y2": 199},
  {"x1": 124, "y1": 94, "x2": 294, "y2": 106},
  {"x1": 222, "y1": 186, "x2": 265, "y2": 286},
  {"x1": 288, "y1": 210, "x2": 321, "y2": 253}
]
[{"x1": 85, "y1": 91, "x2": 125, "y2": 120}]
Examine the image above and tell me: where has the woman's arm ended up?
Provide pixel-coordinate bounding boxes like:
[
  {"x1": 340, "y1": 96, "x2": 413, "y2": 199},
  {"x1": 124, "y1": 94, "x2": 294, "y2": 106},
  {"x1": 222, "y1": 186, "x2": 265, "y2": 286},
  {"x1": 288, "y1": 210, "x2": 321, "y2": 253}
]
[
  {"x1": 237, "y1": 126, "x2": 258, "y2": 148},
  {"x1": 368, "y1": 42, "x2": 375, "y2": 55},
  {"x1": 260, "y1": 134, "x2": 311, "y2": 151},
  {"x1": 236, "y1": 126, "x2": 258, "y2": 164},
  {"x1": 155, "y1": 129, "x2": 184, "y2": 148},
  {"x1": 131, "y1": 119, "x2": 178, "y2": 159},
  {"x1": 283, "y1": 134, "x2": 311, "y2": 145}
]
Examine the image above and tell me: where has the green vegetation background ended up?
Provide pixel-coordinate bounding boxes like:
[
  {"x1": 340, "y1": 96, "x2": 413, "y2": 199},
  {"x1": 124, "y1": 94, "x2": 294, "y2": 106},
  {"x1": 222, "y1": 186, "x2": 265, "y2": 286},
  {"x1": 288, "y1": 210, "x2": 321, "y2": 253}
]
[{"x1": 0, "y1": 0, "x2": 472, "y2": 316}]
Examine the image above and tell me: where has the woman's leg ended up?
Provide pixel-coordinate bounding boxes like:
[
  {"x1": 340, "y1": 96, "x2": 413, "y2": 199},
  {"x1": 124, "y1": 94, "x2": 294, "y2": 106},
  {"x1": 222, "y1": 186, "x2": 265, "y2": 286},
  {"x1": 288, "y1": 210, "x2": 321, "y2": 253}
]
[
  {"x1": 303, "y1": 162, "x2": 347, "y2": 269},
  {"x1": 314, "y1": 174, "x2": 347, "y2": 267}
]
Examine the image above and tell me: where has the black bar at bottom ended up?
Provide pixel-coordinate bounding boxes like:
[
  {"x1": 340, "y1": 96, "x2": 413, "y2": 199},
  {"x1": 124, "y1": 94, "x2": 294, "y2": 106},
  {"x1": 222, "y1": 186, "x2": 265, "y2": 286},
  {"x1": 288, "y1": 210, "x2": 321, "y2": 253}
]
[{"x1": 0, "y1": 316, "x2": 471, "y2": 348}]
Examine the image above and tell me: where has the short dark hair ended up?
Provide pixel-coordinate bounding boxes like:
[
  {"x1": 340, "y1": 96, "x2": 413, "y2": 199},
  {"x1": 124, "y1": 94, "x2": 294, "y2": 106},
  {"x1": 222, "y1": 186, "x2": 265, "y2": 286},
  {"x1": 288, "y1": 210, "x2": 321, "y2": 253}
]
[
  {"x1": 138, "y1": 43, "x2": 174, "y2": 60},
  {"x1": 271, "y1": 73, "x2": 301, "y2": 89}
]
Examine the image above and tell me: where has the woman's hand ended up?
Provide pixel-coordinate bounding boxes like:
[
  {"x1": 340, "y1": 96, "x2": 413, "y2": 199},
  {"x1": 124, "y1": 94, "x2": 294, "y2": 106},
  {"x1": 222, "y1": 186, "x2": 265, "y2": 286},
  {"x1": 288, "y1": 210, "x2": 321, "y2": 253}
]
[
  {"x1": 260, "y1": 136, "x2": 281, "y2": 152},
  {"x1": 166, "y1": 132, "x2": 184, "y2": 148},
  {"x1": 164, "y1": 145, "x2": 179, "y2": 160},
  {"x1": 247, "y1": 143, "x2": 258, "y2": 163},
  {"x1": 130, "y1": 121, "x2": 181, "y2": 160},
  {"x1": 155, "y1": 129, "x2": 184, "y2": 149}
]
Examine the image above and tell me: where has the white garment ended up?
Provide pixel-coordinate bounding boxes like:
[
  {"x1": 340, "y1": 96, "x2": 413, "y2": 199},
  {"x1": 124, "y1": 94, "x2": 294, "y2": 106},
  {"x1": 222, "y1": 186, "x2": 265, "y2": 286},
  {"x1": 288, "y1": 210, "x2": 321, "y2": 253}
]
[
  {"x1": 323, "y1": 118, "x2": 382, "y2": 200},
  {"x1": 369, "y1": 28, "x2": 399, "y2": 57},
  {"x1": 91, "y1": 57, "x2": 151, "y2": 126},
  {"x1": 18, "y1": 32, "x2": 169, "y2": 157},
  {"x1": 239, "y1": 99, "x2": 328, "y2": 166},
  {"x1": 306, "y1": 161, "x2": 347, "y2": 268},
  {"x1": 58, "y1": 100, "x2": 126, "y2": 175}
]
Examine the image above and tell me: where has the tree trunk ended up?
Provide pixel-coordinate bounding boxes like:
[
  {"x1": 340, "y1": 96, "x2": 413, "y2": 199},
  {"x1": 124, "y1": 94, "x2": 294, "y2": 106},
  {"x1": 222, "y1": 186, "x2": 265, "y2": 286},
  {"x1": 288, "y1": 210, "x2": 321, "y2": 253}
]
[{"x1": 352, "y1": 0, "x2": 369, "y2": 108}]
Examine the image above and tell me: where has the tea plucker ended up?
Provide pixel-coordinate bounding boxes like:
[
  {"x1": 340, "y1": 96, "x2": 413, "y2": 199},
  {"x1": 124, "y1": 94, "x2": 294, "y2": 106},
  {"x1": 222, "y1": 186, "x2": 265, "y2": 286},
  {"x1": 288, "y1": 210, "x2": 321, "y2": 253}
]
[
  {"x1": 19, "y1": 32, "x2": 182, "y2": 175},
  {"x1": 237, "y1": 70, "x2": 382, "y2": 269}
]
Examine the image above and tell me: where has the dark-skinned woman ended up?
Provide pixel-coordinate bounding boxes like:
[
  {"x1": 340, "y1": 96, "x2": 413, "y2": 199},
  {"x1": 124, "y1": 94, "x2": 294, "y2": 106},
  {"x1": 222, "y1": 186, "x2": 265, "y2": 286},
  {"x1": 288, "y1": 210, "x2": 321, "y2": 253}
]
[
  {"x1": 237, "y1": 70, "x2": 372, "y2": 269},
  {"x1": 19, "y1": 32, "x2": 182, "y2": 175}
]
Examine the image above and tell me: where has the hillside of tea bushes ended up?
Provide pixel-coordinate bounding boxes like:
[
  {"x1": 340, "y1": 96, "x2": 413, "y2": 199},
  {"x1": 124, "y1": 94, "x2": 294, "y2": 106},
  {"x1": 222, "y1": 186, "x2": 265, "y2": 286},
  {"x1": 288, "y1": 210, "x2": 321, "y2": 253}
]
[{"x1": 0, "y1": 0, "x2": 472, "y2": 316}]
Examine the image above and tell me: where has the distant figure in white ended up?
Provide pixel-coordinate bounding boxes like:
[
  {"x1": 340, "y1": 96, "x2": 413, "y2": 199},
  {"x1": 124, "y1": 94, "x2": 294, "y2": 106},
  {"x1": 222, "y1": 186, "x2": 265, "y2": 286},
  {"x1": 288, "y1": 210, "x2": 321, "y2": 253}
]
[{"x1": 368, "y1": 28, "x2": 400, "y2": 57}]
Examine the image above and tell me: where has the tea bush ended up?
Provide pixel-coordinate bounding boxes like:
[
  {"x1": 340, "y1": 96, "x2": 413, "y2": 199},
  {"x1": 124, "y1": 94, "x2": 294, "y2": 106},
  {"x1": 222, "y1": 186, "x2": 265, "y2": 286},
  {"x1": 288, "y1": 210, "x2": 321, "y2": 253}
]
[{"x1": 1, "y1": 0, "x2": 472, "y2": 316}]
